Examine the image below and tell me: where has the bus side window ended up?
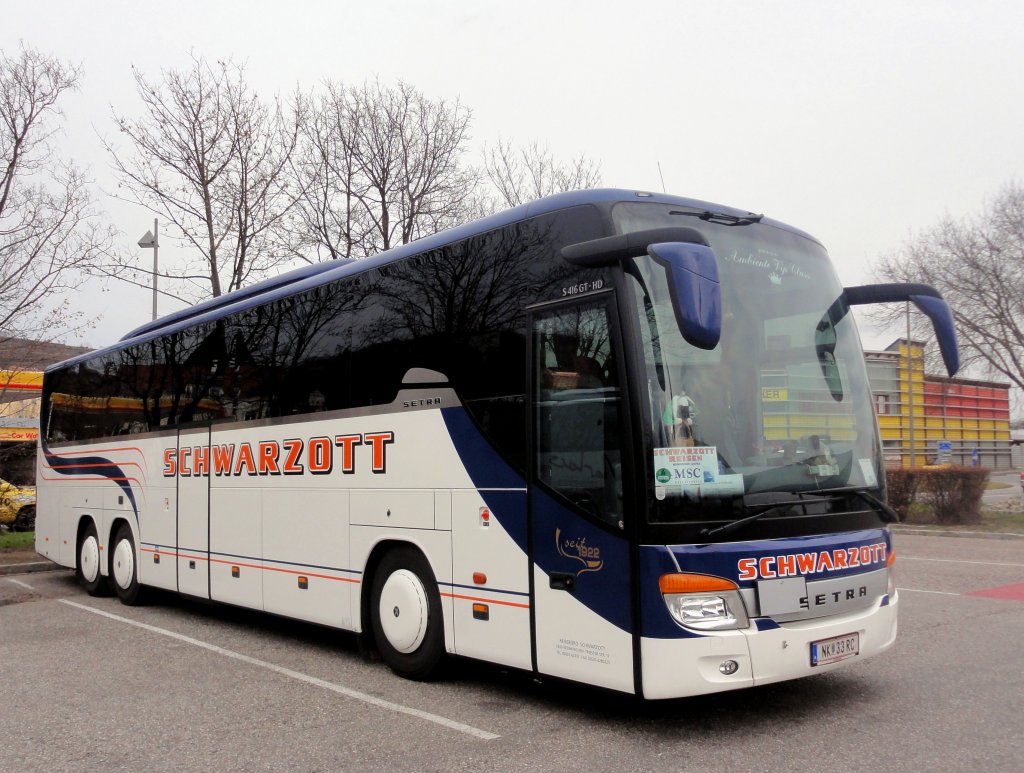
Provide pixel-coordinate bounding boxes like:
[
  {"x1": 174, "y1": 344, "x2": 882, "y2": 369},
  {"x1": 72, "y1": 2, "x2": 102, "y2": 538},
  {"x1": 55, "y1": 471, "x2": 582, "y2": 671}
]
[{"x1": 533, "y1": 300, "x2": 624, "y2": 527}]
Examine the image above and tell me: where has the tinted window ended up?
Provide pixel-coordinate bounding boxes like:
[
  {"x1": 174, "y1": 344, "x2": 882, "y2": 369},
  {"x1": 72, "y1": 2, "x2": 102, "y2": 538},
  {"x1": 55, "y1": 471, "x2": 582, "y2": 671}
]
[
  {"x1": 45, "y1": 205, "x2": 609, "y2": 454},
  {"x1": 533, "y1": 299, "x2": 625, "y2": 527}
]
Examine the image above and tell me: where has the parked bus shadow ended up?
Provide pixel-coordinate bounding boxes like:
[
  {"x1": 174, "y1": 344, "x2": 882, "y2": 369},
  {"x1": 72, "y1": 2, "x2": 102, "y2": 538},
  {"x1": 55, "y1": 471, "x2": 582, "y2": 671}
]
[
  {"x1": 66, "y1": 580, "x2": 881, "y2": 736},
  {"x1": 443, "y1": 657, "x2": 881, "y2": 739}
]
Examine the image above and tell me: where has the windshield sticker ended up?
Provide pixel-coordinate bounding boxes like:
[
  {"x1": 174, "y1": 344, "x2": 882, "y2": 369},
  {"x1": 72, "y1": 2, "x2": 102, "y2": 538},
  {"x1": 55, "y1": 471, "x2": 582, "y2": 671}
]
[
  {"x1": 859, "y1": 458, "x2": 878, "y2": 487},
  {"x1": 700, "y1": 474, "x2": 745, "y2": 497},
  {"x1": 653, "y1": 447, "x2": 746, "y2": 497},
  {"x1": 654, "y1": 446, "x2": 718, "y2": 486}
]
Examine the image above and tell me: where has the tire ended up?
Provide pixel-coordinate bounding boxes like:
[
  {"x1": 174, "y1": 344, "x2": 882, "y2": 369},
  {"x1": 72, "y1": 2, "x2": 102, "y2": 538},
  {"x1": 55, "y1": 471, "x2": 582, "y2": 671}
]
[
  {"x1": 369, "y1": 546, "x2": 445, "y2": 680},
  {"x1": 13, "y1": 505, "x2": 35, "y2": 532},
  {"x1": 75, "y1": 521, "x2": 105, "y2": 596},
  {"x1": 109, "y1": 523, "x2": 144, "y2": 605}
]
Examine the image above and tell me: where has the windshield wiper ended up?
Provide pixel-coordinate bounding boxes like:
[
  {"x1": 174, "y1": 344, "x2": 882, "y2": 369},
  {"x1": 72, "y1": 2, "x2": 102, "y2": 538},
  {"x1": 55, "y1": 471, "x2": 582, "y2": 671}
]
[
  {"x1": 670, "y1": 209, "x2": 765, "y2": 227},
  {"x1": 700, "y1": 493, "x2": 834, "y2": 539},
  {"x1": 796, "y1": 485, "x2": 900, "y2": 523}
]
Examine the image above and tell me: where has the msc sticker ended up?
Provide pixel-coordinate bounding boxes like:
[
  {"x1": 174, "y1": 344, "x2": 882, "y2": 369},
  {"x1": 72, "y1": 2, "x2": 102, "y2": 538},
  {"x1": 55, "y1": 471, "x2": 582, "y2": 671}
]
[{"x1": 653, "y1": 446, "x2": 718, "y2": 486}]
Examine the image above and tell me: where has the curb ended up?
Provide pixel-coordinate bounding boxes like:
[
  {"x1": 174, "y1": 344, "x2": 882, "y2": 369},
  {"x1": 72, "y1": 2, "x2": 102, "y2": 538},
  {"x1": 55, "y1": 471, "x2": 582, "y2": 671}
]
[
  {"x1": 0, "y1": 560, "x2": 68, "y2": 576},
  {"x1": 892, "y1": 526, "x2": 1024, "y2": 541}
]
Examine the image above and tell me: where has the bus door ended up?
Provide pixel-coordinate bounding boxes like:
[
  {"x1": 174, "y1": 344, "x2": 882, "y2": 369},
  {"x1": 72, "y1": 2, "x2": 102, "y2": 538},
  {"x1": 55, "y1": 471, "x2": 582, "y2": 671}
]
[
  {"x1": 529, "y1": 295, "x2": 636, "y2": 694},
  {"x1": 176, "y1": 426, "x2": 210, "y2": 598}
]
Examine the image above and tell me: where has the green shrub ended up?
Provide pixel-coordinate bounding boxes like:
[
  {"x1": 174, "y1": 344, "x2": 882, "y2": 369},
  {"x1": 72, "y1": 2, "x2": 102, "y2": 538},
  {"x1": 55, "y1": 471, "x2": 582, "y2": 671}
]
[
  {"x1": 884, "y1": 466, "x2": 989, "y2": 525},
  {"x1": 919, "y1": 466, "x2": 989, "y2": 525},
  {"x1": 885, "y1": 467, "x2": 923, "y2": 520}
]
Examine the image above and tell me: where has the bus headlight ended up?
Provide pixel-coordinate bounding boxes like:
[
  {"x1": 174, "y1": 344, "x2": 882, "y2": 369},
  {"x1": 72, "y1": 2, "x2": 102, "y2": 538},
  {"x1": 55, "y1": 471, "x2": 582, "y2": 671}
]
[{"x1": 659, "y1": 573, "x2": 750, "y2": 631}]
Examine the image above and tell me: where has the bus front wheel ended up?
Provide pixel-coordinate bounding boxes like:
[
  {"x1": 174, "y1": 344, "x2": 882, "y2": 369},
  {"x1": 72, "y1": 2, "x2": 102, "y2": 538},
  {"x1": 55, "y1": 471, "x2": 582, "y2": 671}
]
[
  {"x1": 76, "y1": 521, "x2": 105, "y2": 596},
  {"x1": 369, "y1": 547, "x2": 444, "y2": 680},
  {"x1": 110, "y1": 524, "x2": 144, "y2": 606}
]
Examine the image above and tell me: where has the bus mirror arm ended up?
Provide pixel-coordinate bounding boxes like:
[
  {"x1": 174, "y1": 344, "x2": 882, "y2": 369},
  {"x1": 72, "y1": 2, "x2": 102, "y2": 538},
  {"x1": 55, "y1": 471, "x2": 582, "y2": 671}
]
[
  {"x1": 561, "y1": 226, "x2": 710, "y2": 267},
  {"x1": 844, "y1": 283, "x2": 960, "y2": 376},
  {"x1": 561, "y1": 228, "x2": 722, "y2": 351}
]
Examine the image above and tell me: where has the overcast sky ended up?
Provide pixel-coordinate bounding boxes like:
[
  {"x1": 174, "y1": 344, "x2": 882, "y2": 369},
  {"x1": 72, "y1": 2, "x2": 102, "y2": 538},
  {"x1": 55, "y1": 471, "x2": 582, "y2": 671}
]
[{"x1": 4, "y1": 0, "x2": 1023, "y2": 350}]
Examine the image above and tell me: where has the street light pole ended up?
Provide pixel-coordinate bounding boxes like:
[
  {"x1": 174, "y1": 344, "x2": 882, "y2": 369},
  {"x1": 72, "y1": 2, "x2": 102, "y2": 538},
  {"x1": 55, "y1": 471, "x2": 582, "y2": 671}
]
[{"x1": 137, "y1": 219, "x2": 159, "y2": 321}]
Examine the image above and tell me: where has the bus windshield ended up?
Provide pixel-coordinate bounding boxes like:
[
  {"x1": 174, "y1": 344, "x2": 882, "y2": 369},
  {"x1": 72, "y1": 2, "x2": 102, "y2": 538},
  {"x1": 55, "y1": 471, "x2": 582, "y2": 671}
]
[{"x1": 614, "y1": 202, "x2": 882, "y2": 523}]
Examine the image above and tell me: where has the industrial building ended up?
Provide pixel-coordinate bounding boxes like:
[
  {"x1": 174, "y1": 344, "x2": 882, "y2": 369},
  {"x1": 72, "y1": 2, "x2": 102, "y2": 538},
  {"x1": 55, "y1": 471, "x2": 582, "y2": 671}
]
[{"x1": 865, "y1": 339, "x2": 1013, "y2": 469}]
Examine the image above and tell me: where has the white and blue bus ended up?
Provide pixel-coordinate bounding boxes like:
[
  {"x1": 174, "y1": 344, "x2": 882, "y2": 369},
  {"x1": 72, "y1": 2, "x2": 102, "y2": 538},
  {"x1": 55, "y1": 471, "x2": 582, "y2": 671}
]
[{"x1": 35, "y1": 189, "x2": 959, "y2": 698}]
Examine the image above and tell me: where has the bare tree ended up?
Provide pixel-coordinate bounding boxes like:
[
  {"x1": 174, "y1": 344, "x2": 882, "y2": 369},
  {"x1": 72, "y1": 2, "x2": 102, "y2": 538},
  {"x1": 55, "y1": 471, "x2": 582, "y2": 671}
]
[
  {"x1": 107, "y1": 55, "x2": 300, "y2": 299},
  {"x1": 1, "y1": 44, "x2": 115, "y2": 342},
  {"x1": 286, "y1": 83, "x2": 375, "y2": 261},
  {"x1": 287, "y1": 80, "x2": 477, "y2": 261},
  {"x1": 873, "y1": 181, "x2": 1024, "y2": 391},
  {"x1": 483, "y1": 138, "x2": 602, "y2": 208}
]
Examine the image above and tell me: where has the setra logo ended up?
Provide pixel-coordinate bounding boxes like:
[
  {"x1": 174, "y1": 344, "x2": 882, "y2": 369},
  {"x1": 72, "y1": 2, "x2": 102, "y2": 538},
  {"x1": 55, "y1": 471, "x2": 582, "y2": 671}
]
[{"x1": 555, "y1": 528, "x2": 604, "y2": 575}]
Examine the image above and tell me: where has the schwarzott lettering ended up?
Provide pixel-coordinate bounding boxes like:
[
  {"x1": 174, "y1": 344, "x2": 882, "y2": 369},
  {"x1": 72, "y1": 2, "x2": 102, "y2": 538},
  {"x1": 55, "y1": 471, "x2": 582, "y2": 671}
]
[
  {"x1": 162, "y1": 432, "x2": 395, "y2": 478},
  {"x1": 737, "y1": 541, "x2": 887, "y2": 581}
]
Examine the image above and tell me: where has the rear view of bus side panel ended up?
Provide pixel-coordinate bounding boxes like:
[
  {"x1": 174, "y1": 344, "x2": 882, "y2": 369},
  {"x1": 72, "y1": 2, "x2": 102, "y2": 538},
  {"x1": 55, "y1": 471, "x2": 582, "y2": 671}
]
[
  {"x1": 137, "y1": 433, "x2": 178, "y2": 591},
  {"x1": 33, "y1": 445, "x2": 59, "y2": 563},
  {"x1": 449, "y1": 488, "x2": 531, "y2": 670},
  {"x1": 262, "y1": 487, "x2": 353, "y2": 629},
  {"x1": 36, "y1": 440, "x2": 160, "y2": 581}
]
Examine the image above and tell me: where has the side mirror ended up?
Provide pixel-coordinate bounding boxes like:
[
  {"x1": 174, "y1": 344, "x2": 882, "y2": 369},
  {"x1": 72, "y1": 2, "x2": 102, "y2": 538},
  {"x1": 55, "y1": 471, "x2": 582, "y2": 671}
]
[
  {"x1": 844, "y1": 283, "x2": 960, "y2": 376},
  {"x1": 647, "y1": 242, "x2": 722, "y2": 350},
  {"x1": 560, "y1": 227, "x2": 722, "y2": 351}
]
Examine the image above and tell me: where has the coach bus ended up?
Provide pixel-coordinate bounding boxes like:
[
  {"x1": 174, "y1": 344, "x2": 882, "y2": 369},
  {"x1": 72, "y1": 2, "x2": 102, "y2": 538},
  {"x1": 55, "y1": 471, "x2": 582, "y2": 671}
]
[{"x1": 35, "y1": 189, "x2": 959, "y2": 698}]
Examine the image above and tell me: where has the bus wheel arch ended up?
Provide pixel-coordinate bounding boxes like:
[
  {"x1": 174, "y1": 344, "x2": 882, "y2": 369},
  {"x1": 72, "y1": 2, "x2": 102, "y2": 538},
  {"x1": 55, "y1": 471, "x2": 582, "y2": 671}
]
[
  {"x1": 75, "y1": 516, "x2": 105, "y2": 596},
  {"x1": 364, "y1": 541, "x2": 445, "y2": 680},
  {"x1": 108, "y1": 519, "x2": 145, "y2": 606}
]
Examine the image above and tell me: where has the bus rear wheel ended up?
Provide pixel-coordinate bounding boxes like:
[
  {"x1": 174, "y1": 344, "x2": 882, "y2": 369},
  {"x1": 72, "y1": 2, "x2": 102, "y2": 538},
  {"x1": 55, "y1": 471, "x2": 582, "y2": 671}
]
[
  {"x1": 110, "y1": 524, "x2": 144, "y2": 606},
  {"x1": 370, "y1": 547, "x2": 444, "y2": 680},
  {"x1": 76, "y1": 521, "x2": 105, "y2": 596}
]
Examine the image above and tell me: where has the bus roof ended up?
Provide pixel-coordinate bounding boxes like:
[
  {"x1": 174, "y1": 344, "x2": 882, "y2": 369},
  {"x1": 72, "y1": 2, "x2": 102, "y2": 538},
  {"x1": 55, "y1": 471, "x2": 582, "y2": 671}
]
[{"x1": 49, "y1": 189, "x2": 814, "y2": 374}]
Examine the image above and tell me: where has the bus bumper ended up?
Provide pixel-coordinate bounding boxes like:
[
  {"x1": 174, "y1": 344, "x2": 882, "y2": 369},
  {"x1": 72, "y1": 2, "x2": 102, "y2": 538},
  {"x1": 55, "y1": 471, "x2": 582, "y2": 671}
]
[{"x1": 640, "y1": 593, "x2": 898, "y2": 699}]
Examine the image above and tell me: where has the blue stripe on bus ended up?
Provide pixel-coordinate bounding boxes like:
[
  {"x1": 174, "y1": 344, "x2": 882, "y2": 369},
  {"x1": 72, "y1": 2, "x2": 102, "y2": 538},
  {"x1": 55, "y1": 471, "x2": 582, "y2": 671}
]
[
  {"x1": 441, "y1": 405, "x2": 633, "y2": 633},
  {"x1": 439, "y1": 405, "x2": 529, "y2": 552},
  {"x1": 41, "y1": 442, "x2": 139, "y2": 519}
]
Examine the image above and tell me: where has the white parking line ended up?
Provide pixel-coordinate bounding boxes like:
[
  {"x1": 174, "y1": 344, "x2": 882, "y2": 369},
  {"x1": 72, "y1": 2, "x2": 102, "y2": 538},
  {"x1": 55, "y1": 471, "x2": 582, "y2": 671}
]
[
  {"x1": 899, "y1": 556, "x2": 1024, "y2": 568},
  {"x1": 6, "y1": 577, "x2": 34, "y2": 590},
  {"x1": 897, "y1": 587, "x2": 961, "y2": 596},
  {"x1": 59, "y1": 599, "x2": 499, "y2": 741}
]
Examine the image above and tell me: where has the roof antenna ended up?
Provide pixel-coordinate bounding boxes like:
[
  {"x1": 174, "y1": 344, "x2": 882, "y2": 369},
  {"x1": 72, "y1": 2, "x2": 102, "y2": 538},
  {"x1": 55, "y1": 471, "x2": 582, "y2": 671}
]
[{"x1": 657, "y1": 162, "x2": 667, "y2": 193}]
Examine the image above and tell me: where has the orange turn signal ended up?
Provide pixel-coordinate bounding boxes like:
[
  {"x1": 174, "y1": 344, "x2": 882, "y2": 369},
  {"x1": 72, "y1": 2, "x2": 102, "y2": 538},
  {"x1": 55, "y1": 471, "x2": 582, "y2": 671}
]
[
  {"x1": 887, "y1": 550, "x2": 896, "y2": 567},
  {"x1": 659, "y1": 573, "x2": 738, "y2": 594}
]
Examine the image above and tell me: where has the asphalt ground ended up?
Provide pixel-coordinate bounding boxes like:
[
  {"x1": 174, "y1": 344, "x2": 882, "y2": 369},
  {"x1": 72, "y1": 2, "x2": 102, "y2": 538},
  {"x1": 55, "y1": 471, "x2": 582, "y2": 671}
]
[{"x1": 1, "y1": 532, "x2": 1021, "y2": 772}]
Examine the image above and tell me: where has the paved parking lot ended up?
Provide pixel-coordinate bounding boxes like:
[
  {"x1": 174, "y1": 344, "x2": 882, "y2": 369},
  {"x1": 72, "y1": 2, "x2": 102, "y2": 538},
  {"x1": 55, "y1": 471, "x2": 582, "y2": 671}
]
[{"x1": 1, "y1": 531, "x2": 1021, "y2": 771}]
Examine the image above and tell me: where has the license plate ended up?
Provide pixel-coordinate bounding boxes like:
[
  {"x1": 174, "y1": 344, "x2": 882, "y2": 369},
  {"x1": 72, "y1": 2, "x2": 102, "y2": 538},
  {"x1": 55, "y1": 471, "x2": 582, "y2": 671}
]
[{"x1": 810, "y1": 632, "x2": 860, "y2": 666}]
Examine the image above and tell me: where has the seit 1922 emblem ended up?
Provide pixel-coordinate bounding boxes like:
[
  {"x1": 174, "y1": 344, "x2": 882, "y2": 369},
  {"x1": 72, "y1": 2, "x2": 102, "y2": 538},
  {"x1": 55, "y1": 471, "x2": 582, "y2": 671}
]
[{"x1": 555, "y1": 528, "x2": 604, "y2": 575}]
